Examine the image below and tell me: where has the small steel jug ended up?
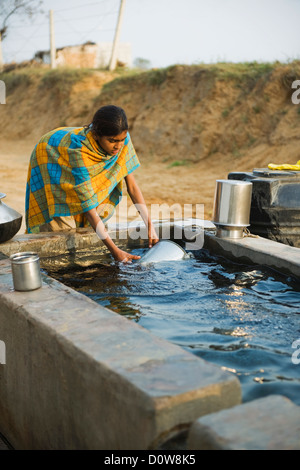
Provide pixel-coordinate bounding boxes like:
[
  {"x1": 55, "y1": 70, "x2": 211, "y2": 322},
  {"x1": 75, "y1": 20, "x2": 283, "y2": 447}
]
[{"x1": 10, "y1": 252, "x2": 42, "y2": 291}]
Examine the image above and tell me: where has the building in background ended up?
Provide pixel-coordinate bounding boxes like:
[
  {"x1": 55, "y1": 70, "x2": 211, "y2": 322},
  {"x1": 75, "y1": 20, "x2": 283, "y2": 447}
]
[{"x1": 34, "y1": 41, "x2": 132, "y2": 68}]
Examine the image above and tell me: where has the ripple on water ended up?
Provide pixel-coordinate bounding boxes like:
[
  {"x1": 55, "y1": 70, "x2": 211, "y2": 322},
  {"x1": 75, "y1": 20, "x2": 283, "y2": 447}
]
[{"x1": 42, "y1": 247, "x2": 300, "y2": 406}]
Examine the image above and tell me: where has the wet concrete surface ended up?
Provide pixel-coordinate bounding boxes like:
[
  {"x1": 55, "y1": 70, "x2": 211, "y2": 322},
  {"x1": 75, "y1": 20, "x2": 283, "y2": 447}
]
[{"x1": 0, "y1": 433, "x2": 11, "y2": 450}]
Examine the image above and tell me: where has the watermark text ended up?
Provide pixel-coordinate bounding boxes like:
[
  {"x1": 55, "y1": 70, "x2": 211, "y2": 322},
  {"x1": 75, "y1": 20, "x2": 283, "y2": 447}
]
[
  {"x1": 0, "y1": 340, "x2": 6, "y2": 364},
  {"x1": 292, "y1": 338, "x2": 300, "y2": 365},
  {"x1": 0, "y1": 80, "x2": 5, "y2": 104},
  {"x1": 291, "y1": 80, "x2": 300, "y2": 105},
  {"x1": 98, "y1": 201, "x2": 205, "y2": 250}
]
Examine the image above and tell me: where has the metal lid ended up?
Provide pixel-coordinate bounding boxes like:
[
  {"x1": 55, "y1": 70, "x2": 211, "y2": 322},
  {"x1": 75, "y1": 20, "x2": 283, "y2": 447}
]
[
  {"x1": 10, "y1": 252, "x2": 39, "y2": 264},
  {"x1": 212, "y1": 222, "x2": 250, "y2": 228},
  {"x1": 0, "y1": 193, "x2": 6, "y2": 200},
  {"x1": 252, "y1": 168, "x2": 300, "y2": 178},
  {"x1": 216, "y1": 179, "x2": 252, "y2": 186}
]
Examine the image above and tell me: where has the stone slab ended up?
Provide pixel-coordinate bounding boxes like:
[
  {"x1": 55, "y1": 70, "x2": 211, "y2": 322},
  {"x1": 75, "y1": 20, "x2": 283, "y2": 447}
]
[
  {"x1": 187, "y1": 395, "x2": 300, "y2": 450},
  {"x1": 0, "y1": 219, "x2": 210, "y2": 259},
  {"x1": 0, "y1": 230, "x2": 103, "y2": 257},
  {"x1": 0, "y1": 223, "x2": 165, "y2": 258},
  {"x1": 204, "y1": 232, "x2": 300, "y2": 280},
  {"x1": 2, "y1": 224, "x2": 300, "y2": 281},
  {"x1": 0, "y1": 258, "x2": 241, "y2": 450},
  {"x1": 0, "y1": 434, "x2": 10, "y2": 450}
]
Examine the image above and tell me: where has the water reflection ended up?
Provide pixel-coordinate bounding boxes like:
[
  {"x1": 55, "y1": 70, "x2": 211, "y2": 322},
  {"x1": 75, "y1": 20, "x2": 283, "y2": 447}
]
[
  {"x1": 213, "y1": 326, "x2": 249, "y2": 337},
  {"x1": 42, "y1": 246, "x2": 300, "y2": 406},
  {"x1": 41, "y1": 252, "x2": 145, "y2": 320}
]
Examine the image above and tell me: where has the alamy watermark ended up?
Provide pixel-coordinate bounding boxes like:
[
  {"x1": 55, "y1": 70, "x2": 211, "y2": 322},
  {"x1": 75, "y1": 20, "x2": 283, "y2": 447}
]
[
  {"x1": 0, "y1": 340, "x2": 6, "y2": 365},
  {"x1": 0, "y1": 80, "x2": 5, "y2": 104},
  {"x1": 291, "y1": 80, "x2": 300, "y2": 105},
  {"x1": 99, "y1": 201, "x2": 205, "y2": 250},
  {"x1": 292, "y1": 339, "x2": 300, "y2": 365}
]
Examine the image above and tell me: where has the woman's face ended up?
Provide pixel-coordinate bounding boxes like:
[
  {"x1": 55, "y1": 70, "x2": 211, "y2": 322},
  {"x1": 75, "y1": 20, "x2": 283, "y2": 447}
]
[{"x1": 97, "y1": 130, "x2": 127, "y2": 156}]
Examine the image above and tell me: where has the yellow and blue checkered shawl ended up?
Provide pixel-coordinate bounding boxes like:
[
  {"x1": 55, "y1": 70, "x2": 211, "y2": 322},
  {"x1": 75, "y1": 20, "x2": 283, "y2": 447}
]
[{"x1": 25, "y1": 126, "x2": 140, "y2": 233}]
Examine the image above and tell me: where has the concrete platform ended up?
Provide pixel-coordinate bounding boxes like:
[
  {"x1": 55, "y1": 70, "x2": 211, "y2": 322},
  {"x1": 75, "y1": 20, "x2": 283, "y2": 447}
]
[
  {"x1": 187, "y1": 395, "x2": 300, "y2": 450},
  {"x1": 204, "y1": 231, "x2": 300, "y2": 280},
  {"x1": 1, "y1": 221, "x2": 300, "y2": 281},
  {"x1": 1, "y1": 222, "x2": 300, "y2": 449},
  {"x1": 0, "y1": 434, "x2": 10, "y2": 450},
  {"x1": 0, "y1": 257, "x2": 241, "y2": 450},
  {"x1": 0, "y1": 229, "x2": 104, "y2": 258}
]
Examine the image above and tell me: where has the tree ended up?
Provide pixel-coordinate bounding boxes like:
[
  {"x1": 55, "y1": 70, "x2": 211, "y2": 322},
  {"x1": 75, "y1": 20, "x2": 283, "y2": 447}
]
[
  {"x1": 1, "y1": 0, "x2": 43, "y2": 40},
  {"x1": 0, "y1": 0, "x2": 43, "y2": 70},
  {"x1": 133, "y1": 57, "x2": 151, "y2": 70}
]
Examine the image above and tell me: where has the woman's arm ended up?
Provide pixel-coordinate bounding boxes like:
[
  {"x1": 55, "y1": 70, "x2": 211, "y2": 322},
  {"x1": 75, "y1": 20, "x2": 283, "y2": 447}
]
[
  {"x1": 125, "y1": 173, "x2": 159, "y2": 247},
  {"x1": 84, "y1": 208, "x2": 141, "y2": 263}
]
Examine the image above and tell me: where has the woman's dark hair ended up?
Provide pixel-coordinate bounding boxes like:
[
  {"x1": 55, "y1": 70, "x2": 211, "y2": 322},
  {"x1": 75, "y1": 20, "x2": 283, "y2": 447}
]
[{"x1": 89, "y1": 105, "x2": 128, "y2": 137}]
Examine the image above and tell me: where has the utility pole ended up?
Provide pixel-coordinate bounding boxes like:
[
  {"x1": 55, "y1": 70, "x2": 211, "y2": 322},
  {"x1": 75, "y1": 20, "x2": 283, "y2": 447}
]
[
  {"x1": 108, "y1": 0, "x2": 126, "y2": 71},
  {"x1": 49, "y1": 10, "x2": 56, "y2": 69}
]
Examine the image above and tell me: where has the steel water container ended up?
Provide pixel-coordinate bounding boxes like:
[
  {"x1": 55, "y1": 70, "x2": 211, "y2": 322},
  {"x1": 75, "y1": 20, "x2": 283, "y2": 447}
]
[
  {"x1": 10, "y1": 252, "x2": 42, "y2": 291},
  {"x1": 0, "y1": 192, "x2": 22, "y2": 243},
  {"x1": 228, "y1": 169, "x2": 300, "y2": 247},
  {"x1": 212, "y1": 179, "x2": 253, "y2": 238}
]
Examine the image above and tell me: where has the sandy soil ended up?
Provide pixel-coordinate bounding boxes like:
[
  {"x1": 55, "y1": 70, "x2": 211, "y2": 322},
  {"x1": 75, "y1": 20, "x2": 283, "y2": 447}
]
[
  {"x1": 2, "y1": 62, "x2": 299, "y2": 236},
  {"x1": 0, "y1": 134, "x2": 294, "y2": 238}
]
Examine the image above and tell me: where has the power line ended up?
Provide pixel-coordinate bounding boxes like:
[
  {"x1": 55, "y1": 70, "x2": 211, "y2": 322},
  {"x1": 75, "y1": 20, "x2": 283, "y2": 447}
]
[
  {"x1": 7, "y1": 21, "x2": 48, "y2": 29},
  {"x1": 55, "y1": 1, "x2": 110, "y2": 12},
  {"x1": 2, "y1": 0, "x2": 123, "y2": 64},
  {"x1": 9, "y1": 11, "x2": 118, "y2": 30},
  {"x1": 6, "y1": 0, "x2": 119, "y2": 29}
]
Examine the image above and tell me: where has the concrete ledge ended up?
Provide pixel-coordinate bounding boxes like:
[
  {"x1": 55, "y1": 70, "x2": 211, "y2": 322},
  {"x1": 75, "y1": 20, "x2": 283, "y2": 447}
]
[
  {"x1": 0, "y1": 229, "x2": 106, "y2": 258},
  {"x1": 0, "y1": 258, "x2": 241, "y2": 450},
  {"x1": 0, "y1": 224, "x2": 172, "y2": 258},
  {"x1": 0, "y1": 434, "x2": 10, "y2": 450},
  {"x1": 1, "y1": 224, "x2": 299, "y2": 449},
  {"x1": 0, "y1": 219, "x2": 211, "y2": 258},
  {"x1": 204, "y1": 232, "x2": 300, "y2": 280},
  {"x1": 2, "y1": 223, "x2": 300, "y2": 284},
  {"x1": 187, "y1": 395, "x2": 300, "y2": 450}
]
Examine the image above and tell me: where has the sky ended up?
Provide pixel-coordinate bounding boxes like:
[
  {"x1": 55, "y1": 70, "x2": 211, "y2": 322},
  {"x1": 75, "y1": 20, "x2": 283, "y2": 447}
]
[{"x1": 2, "y1": 0, "x2": 300, "y2": 68}]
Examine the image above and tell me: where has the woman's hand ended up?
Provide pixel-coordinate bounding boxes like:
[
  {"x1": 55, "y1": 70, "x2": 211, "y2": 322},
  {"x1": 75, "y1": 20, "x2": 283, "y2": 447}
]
[
  {"x1": 124, "y1": 174, "x2": 160, "y2": 248},
  {"x1": 148, "y1": 223, "x2": 159, "y2": 248},
  {"x1": 85, "y1": 209, "x2": 141, "y2": 263},
  {"x1": 113, "y1": 247, "x2": 141, "y2": 263}
]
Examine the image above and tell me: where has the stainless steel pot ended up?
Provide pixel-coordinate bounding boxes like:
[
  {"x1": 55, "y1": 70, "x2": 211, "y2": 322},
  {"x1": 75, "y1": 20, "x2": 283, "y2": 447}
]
[
  {"x1": 0, "y1": 193, "x2": 22, "y2": 243},
  {"x1": 212, "y1": 179, "x2": 253, "y2": 239},
  {"x1": 10, "y1": 252, "x2": 42, "y2": 291}
]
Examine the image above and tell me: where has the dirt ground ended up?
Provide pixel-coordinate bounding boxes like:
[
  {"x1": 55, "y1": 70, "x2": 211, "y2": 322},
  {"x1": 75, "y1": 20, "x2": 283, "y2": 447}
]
[
  {"x1": 0, "y1": 136, "x2": 285, "y2": 236},
  {"x1": 1, "y1": 62, "x2": 299, "y2": 236}
]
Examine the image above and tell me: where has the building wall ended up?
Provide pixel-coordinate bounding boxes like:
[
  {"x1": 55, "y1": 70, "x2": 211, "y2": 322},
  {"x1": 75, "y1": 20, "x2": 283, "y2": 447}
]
[
  {"x1": 56, "y1": 43, "x2": 99, "y2": 68},
  {"x1": 95, "y1": 42, "x2": 132, "y2": 68},
  {"x1": 36, "y1": 43, "x2": 132, "y2": 68}
]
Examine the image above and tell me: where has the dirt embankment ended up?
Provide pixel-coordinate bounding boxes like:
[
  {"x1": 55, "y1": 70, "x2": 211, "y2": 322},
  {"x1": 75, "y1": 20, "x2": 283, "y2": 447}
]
[{"x1": 0, "y1": 61, "x2": 300, "y2": 232}]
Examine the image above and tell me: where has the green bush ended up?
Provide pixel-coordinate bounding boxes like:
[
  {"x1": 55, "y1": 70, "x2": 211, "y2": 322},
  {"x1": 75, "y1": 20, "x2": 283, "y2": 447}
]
[
  {"x1": 0, "y1": 71, "x2": 32, "y2": 95},
  {"x1": 39, "y1": 68, "x2": 90, "y2": 95}
]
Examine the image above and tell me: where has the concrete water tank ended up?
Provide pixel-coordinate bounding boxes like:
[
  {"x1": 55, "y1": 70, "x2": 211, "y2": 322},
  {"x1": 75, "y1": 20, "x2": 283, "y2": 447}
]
[{"x1": 228, "y1": 168, "x2": 300, "y2": 247}]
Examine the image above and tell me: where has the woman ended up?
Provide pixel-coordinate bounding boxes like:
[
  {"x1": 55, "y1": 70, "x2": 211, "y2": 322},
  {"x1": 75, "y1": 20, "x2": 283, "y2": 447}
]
[{"x1": 25, "y1": 105, "x2": 159, "y2": 262}]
